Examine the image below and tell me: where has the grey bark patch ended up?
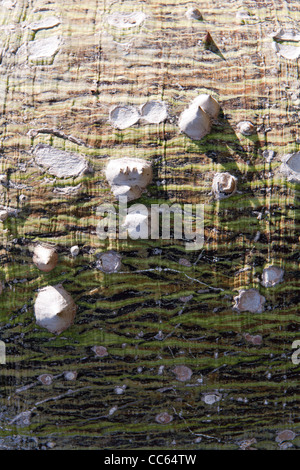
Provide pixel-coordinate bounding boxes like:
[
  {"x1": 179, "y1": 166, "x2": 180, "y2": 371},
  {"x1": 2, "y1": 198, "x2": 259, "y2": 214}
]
[
  {"x1": 262, "y1": 149, "x2": 276, "y2": 162},
  {"x1": 95, "y1": 250, "x2": 122, "y2": 273},
  {"x1": 33, "y1": 144, "x2": 90, "y2": 178},
  {"x1": 279, "y1": 152, "x2": 300, "y2": 183},
  {"x1": 275, "y1": 429, "x2": 296, "y2": 443},
  {"x1": 261, "y1": 265, "x2": 284, "y2": 287},
  {"x1": 233, "y1": 288, "x2": 266, "y2": 313},
  {"x1": 28, "y1": 35, "x2": 60, "y2": 62},
  {"x1": 28, "y1": 16, "x2": 61, "y2": 31},
  {"x1": 53, "y1": 183, "x2": 82, "y2": 195},
  {"x1": 106, "y1": 12, "x2": 146, "y2": 29},
  {"x1": 202, "y1": 392, "x2": 222, "y2": 405},
  {"x1": 172, "y1": 365, "x2": 193, "y2": 382}
]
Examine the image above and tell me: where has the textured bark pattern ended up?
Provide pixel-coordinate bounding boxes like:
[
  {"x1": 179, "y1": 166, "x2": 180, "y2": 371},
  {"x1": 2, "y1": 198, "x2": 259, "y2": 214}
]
[{"x1": 0, "y1": 0, "x2": 299, "y2": 450}]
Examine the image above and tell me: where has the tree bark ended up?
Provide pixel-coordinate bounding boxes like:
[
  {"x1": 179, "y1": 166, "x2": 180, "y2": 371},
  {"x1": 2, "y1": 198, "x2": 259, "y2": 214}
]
[{"x1": 0, "y1": 0, "x2": 299, "y2": 450}]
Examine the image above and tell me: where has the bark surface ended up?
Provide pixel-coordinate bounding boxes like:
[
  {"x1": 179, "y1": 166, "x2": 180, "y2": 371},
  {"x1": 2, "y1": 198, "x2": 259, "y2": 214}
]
[{"x1": 0, "y1": 0, "x2": 299, "y2": 450}]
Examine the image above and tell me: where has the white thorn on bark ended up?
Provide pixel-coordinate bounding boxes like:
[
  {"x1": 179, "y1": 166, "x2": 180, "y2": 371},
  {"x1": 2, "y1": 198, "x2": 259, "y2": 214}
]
[
  {"x1": 212, "y1": 172, "x2": 237, "y2": 199},
  {"x1": 0, "y1": 210, "x2": 9, "y2": 222},
  {"x1": 109, "y1": 105, "x2": 140, "y2": 130},
  {"x1": 140, "y1": 100, "x2": 168, "y2": 124},
  {"x1": 185, "y1": 7, "x2": 202, "y2": 20},
  {"x1": 190, "y1": 94, "x2": 220, "y2": 119},
  {"x1": 34, "y1": 285, "x2": 77, "y2": 334},
  {"x1": 33, "y1": 244, "x2": 58, "y2": 272},
  {"x1": 70, "y1": 245, "x2": 80, "y2": 257},
  {"x1": 105, "y1": 157, "x2": 153, "y2": 201},
  {"x1": 178, "y1": 104, "x2": 212, "y2": 140},
  {"x1": 237, "y1": 120, "x2": 255, "y2": 136}
]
